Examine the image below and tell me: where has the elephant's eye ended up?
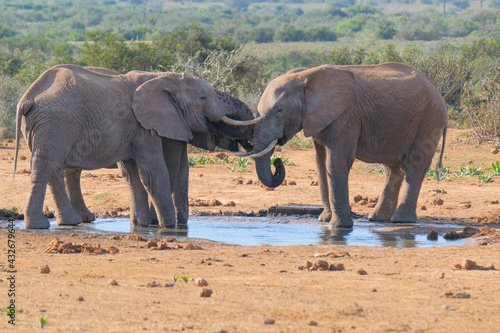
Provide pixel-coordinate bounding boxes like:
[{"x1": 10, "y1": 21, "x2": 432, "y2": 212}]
[
  {"x1": 276, "y1": 107, "x2": 284, "y2": 114},
  {"x1": 200, "y1": 96, "x2": 207, "y2": 101}
]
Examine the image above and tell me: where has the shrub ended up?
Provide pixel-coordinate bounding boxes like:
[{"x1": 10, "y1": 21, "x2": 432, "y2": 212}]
[{"x1": 0, "y1": 75, "x2": 26, "y2": 138}]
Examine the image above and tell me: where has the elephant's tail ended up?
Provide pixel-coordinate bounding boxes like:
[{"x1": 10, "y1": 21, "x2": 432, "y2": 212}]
[
  {"x1": 436, "y1": 124, "x2": 447, "y2": 186},
  {"x1": 13, "y1": 99, "x2": 29, "y2": 183}
]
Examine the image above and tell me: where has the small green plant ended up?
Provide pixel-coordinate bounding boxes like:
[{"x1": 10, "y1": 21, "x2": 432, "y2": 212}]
[
  {"x1": 227, "y1": 165, "x2": 237, "y2": 172},
  {"x1": 426, "y1": 167, "x2": 450, "y2": 181},
  {"x1": 234, "y1": 157, "x2": 251, "y2": 171},
  {"x1": 478, "y1": 174, "x2": 494, "y2": 183},
  {"x1": 4, "y1": 306, "x2": 16, "y2": 316},
  {"x1": 39, "y1": 315, "x2": 49, "y2": 328},
  {"x1": 462, "y1": 165, "x2": 483, "y2": 176},
  {"x1": 188, "y1": 156, "x2": 198, "y2": 167},
  {"x1": 491, "y1": 161, "x2": 500, "y2": 176},
  {"x1": 173, "y1": 275, "x2": 179, "y2": 283},
  {"x1": 371, "y1": 167, "x2": 385, "y2": 174},
  {"x1": 181, "y1": 273, "x2": 189, "y2": 283},
  {"x1": 93, "y1": 192, "x2": 109, "y2": 200},
  {"x1": 10, "y1": 206, "x2": 18, "y2": 212},
  {"x1": 64, "y1": 271, "x2": 69, "y2": 275}
]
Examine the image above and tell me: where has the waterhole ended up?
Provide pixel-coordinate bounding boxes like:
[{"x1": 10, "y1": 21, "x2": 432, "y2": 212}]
[{"x1": 14, "y1": 216, "x2": 472, "y2": 248}]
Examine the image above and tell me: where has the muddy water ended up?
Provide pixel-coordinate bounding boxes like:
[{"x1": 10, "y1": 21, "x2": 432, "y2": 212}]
[{"x1": 15, "y1": 216, "x2": 471, "y2": 248}]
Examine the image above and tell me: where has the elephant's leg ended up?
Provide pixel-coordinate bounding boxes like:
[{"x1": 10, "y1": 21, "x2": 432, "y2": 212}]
[
  {"x1": 133, "y1": 142, "x2": 176, "y2": 228},
  {"x1": 49, "y1": 171, "x2": 83, "y2": 226},
  {"x1": 314, "y1": 141, "x2": 331, "y2": 222},
  {"x1": 119, "y1": 160, "x2": 150, "y2": 227},
  {"x1": 63, "y1": 168, "x2": 95, "y2": 222},
  {"x1": 24, "y1": 152, "x2": 59, "y2": 229},
  {"x1": 326, "y1": 149, "x2": 354, "y2": 228},
  {"x1": 392, "y1": 146, "x2": 434, "y2": 223},
  {"x1": 163, "y1": 139, "x2": 189, "y2": 226},
  {"x1": 368, "y1": 166, "x2": 404, "y2": 221}
]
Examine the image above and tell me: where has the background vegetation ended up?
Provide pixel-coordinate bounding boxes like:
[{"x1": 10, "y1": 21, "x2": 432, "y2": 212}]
[{"x1": 0, "y1": 0, "x2": 499, "y2": 139}]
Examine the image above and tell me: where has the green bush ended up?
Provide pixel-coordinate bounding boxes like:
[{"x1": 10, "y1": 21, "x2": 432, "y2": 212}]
[{"x1": 0, "y1": 75, "x2": 26, "y2": 138}]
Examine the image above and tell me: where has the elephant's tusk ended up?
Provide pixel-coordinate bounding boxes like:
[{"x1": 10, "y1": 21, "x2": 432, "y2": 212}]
[
  {"x1": 249, "y1": 139, "x2": 278, "y2": 158},
  {"x1": 221, "y1": 115, "x2": 263, "y2": 126},
  {"x1": 235, "y1": 151, "x2": 252, "y2": 157}
]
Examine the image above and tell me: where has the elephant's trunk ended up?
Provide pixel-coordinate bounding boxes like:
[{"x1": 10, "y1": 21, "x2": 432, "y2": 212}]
[{"x1": 254, "y1": 151, "x2": 286, "y2": 188}]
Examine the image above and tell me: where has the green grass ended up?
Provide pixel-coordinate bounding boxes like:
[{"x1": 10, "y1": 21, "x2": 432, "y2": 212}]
[
  {"x1": 93, "y1": 192, "x2": 109, "y2": 200},
  {"x1": 39, "y1": 315, "x2": 48, "y2": 328}
]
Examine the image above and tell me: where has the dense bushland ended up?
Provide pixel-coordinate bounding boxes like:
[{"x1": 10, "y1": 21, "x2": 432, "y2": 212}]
[{"x1": 0, "y1": 0, "x2": 499, "y2": 139}]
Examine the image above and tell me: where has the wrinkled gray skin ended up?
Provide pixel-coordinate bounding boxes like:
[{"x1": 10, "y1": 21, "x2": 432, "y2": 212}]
[
  {"x1": 61, "y1": 67, "x2": 247, "y2": 228},
  {"x1": 15, "y1": 64, "x2": 254, "y2": 229},
  {"x1": 250, "y1": 63, "x2": 448, "y2": 227}
]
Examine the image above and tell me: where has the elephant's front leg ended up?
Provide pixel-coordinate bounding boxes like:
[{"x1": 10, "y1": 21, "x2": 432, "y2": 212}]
[
  {"x1": 368, "y1": 166, "x2": 404, "y2": 221},
  {"x1": 163, "y1": 139, "x2": 189, "y2": 226},
  {"x1": 63, "y1": 168, "x2": 96, "y2": 222},
  {"x1": 49, "y1": 171, "x2": 83, "y2": 225},
  {"x1": 133, "y1": 141, "x2": 176, "y2": 228},
  {"x1": 325, "y1": 148, "x2": 354, "y2": 228},
  {"x1": 119, "y1": 160, "x2": 150, "y2": 227},
  {"x1": 314, "y1": 141, "x2": 332, "y2": 222}
]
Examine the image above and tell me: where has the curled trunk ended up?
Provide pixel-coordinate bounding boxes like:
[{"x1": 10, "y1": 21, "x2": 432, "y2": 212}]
[{"x1": 254, "y1": 151, "x2": 286, "y2": 188}]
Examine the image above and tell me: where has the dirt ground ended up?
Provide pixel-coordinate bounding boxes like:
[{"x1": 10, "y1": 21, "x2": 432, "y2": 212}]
[{"x1": 1, "y1": 128, "x2": 500, "y2": 332}]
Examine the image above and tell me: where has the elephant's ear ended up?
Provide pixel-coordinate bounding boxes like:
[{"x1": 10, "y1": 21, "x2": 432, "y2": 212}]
[
  {"x1": 132, "y1": 76, "x2": 193, "y2": 141},
  {"x1": 302, "y1": 66, "x2": 355, "y2": 137}
]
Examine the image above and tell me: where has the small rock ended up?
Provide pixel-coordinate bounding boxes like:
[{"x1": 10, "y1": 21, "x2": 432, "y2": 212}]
[
  {"x1": 420, "y1": 205, "x2": 427, "y2": 211},
  {"x1": 491, "y1": 147, "x2": 499, "y2": 155},
  {"x1": 462, "y1": 259, "x2": 477, "y2": 270},
  {"x1": 330, "y1": 263, "x2": 345, "y2": 271},
  {"x1": 165, "y1": 282, "x2": 175, "y2": 288},
  {"x1": 264, "y1": 318, "x2": 275, "y2": 325},
  {"x1": 195, "y1": 278, "x2": 209, "y2": 287},
  {"x1": 39, "y1": 265, "x2": 50, "y2": 274},
  {"x1": 147, "y1": 281, "x2": 162, "y2": 288},
  {"x1": 184, "y1": 243, "x2": 202, "y2": 250},
  {"x1": 308, "y1": 320, "x2": 318, "y2": 326},
  {"x1": 288, "y1": 180, "x2": 297, "y2": 185},
  {"x1": 427, "y1": 230, "x2": 438, "y2": 241},
  {"x1": 107, "y1": 278, "x2": 118, "y2": 286},
  {"x1": 78, "y1": 296, "x2": 84, "y2": 301},
  {"x1": 357, "y1": 269, "x2": 368, "y2": 275},
  {"x1": 316, "y1": 260, "x2": 329, "y2": 269},
  {"x1": 442, "y1": 305, "x2": 455, "y2": 311},
  {"x1": 433, "y1": 271, "x2": 445, "y2": 279},
  {"x1": 200, "y1": 288, "x2": 212, "y2": 297},
  {"x1": 433, "y1": 198, "x2": 444, "y2": 205}
]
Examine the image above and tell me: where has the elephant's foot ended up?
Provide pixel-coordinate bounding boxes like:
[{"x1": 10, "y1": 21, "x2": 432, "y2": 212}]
[
  {"x1": 318, "y1": 209, "x2": 332, "y2": 222},
  {"x1": 131, "y1": 217, "x2": 150, "y2": 228},
  {"x1": 77, "y1": 208, "x2": 96, "y2": 223},
  {"x1": 24, "y1": 214, "x2": 50, "y2": 229},
  {"x1": 391, "y1": 205, "x2": 417, "y2": 223},
  {"x1": 368, "y1": 210, "x2": 393, "y2": 222},
  {"x1": 56, "y1": 209, "x2": 83, "y2": 226},
  {"x1": 329, "y1": 214, "x2": 354, "y2": 228}
]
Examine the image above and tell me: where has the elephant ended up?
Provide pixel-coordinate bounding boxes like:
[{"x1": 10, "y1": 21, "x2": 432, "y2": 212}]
[
  {"x1": 60, "y1": 67, "x2": 246, "y2": 227},
  {"x1": 14, "y1": 64, "x2": 258, "y2": 229},
  {"x1": 244, "y1": 63, "x2": 448, "y2": 227}
]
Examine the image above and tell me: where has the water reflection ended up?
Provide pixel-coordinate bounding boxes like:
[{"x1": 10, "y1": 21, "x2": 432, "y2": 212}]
[{"x1": 13, "y1": 217, "x2": 472, "y2": 248}]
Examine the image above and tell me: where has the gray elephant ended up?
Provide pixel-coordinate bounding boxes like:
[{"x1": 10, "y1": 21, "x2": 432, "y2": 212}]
[
  {"x1": 14, "y1": 64, "x2": 257, "y2": 229},
  {"x1": 244, "y1": 63, "x2": 448, "y2": 227}
]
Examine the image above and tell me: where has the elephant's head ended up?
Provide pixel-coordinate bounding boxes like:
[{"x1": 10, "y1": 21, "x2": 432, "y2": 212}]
[
  {"x1": 131, "y1": 73, "x2": 259, "y2": 149},
  {"x1": 247, "y1": 66, "x2": 355, "y2": 188}
]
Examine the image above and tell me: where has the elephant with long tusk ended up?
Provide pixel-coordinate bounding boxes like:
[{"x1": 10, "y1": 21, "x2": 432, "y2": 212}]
[
  {"x1": 249, "y1": 63, "x2": 448, "y2": 228},
  {"x1": 14, "y1": 64, "x2": 258, "y2": 229}
]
